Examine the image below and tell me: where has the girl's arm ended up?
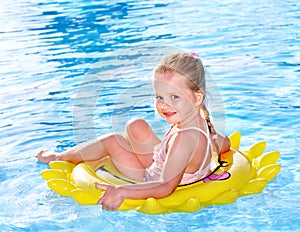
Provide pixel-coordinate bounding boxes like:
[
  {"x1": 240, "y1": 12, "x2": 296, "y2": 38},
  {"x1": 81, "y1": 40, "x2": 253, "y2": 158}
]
[
  {"x1": 96, "y1": 130, "x2": 203, "y2": 211},
  {"x1": 96, "y1": 175, "x2": 182, "y2": 211},
  {"x1": 214, "y1": 132, "x2": 231, "y2": 154}
]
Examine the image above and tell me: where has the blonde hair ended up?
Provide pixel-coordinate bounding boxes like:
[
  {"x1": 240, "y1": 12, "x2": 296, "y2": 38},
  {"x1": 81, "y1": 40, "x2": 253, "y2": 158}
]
[{"x1": 154, "y1": 52, "x2": 220, "y2": 155}]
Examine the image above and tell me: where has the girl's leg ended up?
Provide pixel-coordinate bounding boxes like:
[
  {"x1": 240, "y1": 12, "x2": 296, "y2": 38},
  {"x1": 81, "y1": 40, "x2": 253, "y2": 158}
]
[
  {"x1": 37, "y1": 133, "x2": 146, "y2": 180},
  {"x1": 126, "y1": 118, "x2": 161, "y2": 168}
]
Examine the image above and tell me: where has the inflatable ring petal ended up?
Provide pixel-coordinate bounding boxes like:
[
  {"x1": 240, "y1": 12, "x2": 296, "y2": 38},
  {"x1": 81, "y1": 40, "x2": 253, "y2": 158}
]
[
  {"x1": 257, "y1": 164, "x2": 281, "y2": 181},
  {"x1": 243, "y1": 141, "x2": 266, "y2": 161},
  {"x1": 239, "y1": 178, "x2": 268, "y2": 196},
  {"x1": 254, "y1": 151, "x2": 280, "y2": 169},
  {"x1": 228, "y1": 131, "x2": 241, "y2": 150},
  {"x1": 41, "y1": 169, "x2": 66, "y2": 181},
  {"x1": 71, "y1": 189, "x2": 102, "y2": 205},
  {"x1": 47, "y1": 179, "x2": 76, "y2": 197}
]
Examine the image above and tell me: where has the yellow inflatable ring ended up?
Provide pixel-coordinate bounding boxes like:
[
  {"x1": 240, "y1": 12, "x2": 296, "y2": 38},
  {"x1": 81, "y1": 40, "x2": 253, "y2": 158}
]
[{"x1": 41, "y1": 132, "x2": 280, "y2": 214}]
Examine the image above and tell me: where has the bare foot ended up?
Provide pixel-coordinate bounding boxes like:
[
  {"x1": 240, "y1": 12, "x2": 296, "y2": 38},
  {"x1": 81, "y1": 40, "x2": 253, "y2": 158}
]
[{"x1": 36, "y1": 150, "x2": 59, "y2": 164}]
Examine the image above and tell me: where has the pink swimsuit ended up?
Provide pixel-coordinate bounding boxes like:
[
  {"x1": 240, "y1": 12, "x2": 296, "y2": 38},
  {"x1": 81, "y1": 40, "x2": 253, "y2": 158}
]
[{"x1": 143, "y1": 124, "x2": 217, "y2": 185}]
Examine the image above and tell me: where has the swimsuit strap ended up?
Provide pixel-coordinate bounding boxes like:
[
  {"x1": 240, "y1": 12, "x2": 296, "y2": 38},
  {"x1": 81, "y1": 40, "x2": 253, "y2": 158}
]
[{"x1": 178, "y1": 126, "x2": 210, "y2": 140}]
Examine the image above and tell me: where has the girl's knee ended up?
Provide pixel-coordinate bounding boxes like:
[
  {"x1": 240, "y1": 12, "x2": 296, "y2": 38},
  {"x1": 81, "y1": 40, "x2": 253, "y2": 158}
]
[
  {"x1": 126, "y1": 118, "x2": 152, "y2": 142},
  {"x1": 126, "y1": 118, "x2": 149, "y2": 132}
]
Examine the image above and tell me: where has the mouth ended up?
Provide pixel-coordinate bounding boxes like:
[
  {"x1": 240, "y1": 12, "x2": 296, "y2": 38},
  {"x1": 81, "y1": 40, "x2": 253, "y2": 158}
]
[{"x1": 163, "y1": 112, "x2": 177, "y2": 117}]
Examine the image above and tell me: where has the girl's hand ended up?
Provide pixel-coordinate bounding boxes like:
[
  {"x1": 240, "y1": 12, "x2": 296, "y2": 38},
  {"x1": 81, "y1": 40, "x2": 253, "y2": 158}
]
[{"x1": 95, "y1": 183, "x2": 126, "y2": 211}]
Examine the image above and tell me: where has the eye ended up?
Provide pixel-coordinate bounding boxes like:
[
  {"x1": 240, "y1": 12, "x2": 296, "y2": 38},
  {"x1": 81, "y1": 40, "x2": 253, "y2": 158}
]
[
  {"x1": 171, "y1": 95, "x2": 179, "y2": 100},
  {"x1": 156, "y1": 95, "x2": 163, "y2": 101}
]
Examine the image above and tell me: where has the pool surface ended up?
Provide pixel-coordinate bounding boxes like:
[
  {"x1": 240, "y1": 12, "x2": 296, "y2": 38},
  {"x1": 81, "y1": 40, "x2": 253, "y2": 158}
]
[{"x1": 0, "y1": 0, "x2": 299, "y2": 231}]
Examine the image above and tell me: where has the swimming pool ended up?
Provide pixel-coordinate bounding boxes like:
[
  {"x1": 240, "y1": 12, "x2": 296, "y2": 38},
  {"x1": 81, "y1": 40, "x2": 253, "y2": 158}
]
[{"x1": 0, "y1": 0, "x2": 299, "y2": 231}]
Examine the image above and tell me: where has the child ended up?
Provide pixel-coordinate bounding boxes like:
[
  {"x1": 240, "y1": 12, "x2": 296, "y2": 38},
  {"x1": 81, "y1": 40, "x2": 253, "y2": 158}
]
[{"x1": 36, "y1": 52, "x2": 231, "y2": 211}]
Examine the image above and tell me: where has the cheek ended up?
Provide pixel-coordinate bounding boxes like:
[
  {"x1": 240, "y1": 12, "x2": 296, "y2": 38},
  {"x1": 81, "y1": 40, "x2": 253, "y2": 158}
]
[
  {"x1": 155, "y1": 101, "x2": 162, "y2": 111},
  {"x1": 175, "y1": 100, "x2": 195, "y2": 112}
]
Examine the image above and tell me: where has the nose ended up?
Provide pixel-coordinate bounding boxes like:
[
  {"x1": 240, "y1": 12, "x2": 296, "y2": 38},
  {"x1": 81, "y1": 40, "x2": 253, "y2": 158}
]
[
  {"x1": 161, "y1": 101, "x2": 171, "y2": 110},
  {"x1": 161, "y1": 102, "x2": 166, "y2": 110}
]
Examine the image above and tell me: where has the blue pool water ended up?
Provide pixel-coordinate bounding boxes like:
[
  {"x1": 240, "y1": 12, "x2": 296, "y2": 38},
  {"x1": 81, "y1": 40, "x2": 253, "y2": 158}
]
[{"x1": 0, "y1": 0, "x2": 299, "y2": 231}]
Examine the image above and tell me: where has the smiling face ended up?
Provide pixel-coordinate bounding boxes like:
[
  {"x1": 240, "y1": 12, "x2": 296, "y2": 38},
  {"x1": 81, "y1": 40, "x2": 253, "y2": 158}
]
[{"x1": 153, "y1": 71, "x2": 203, "y2": 128}]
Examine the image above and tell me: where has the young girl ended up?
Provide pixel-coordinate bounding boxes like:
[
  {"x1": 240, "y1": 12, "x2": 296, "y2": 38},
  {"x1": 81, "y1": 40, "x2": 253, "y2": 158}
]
[{"x1": 36, "y1": 52, "x2": 231, "y2": 211}]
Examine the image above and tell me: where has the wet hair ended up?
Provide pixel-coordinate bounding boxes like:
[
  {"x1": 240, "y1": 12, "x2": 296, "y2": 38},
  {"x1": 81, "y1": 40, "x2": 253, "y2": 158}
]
[{"x1": 153, "y1": 52, "x2": 220, "y2": 156}]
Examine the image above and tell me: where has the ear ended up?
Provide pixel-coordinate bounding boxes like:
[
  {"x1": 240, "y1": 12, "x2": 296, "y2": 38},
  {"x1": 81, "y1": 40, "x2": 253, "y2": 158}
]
[{"x1": 194, "y1": 90, "x2": 204, "y2": 107}]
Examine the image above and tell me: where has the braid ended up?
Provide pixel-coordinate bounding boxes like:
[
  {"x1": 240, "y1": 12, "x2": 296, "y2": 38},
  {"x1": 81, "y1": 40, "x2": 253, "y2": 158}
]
[
  {"x1": 201, "y1": 104, "x2": 221, "y2": 161},
  {"x1": 202, "y1": 105, "x2": 228, "y2": 168}
]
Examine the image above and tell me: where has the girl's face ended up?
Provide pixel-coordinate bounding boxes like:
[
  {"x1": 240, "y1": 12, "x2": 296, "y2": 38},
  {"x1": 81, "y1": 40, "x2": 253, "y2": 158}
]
[{"x1": 153, "y1": 71, "x2": 203, "y2": 128}]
